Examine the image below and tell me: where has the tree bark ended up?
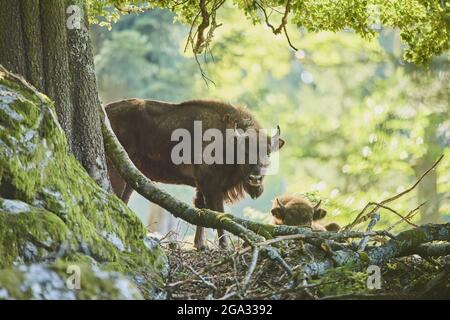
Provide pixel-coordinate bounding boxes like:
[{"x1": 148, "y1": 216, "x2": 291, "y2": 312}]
[
  {"x1": 20, "y1": 0, "x2": 45, "y2": 91},
  {"x1": 40, "y1": 0, "x2": 74, "y2": 146},
  {"x1": 0, "y1": 0, "x2": 111, "y2": 191},
  {"x1": 66, "y1": 0, "x2": 111, "y2": 190},
  {"x1": 0, "y1": 0, "x2": 26, "y2": 76}
]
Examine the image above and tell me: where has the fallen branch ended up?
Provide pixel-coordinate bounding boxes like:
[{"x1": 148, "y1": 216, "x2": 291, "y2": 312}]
[
  {"x1": 408, "y1": 242, "x2": 450, "y2": 258},
  {"x1": 303, "y1": 223, "x2": 450, "y2": 277}
]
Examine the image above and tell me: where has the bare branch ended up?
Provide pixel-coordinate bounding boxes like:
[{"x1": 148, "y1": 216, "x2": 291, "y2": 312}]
[
  {"x1": 242, "y1": 246, "x2": 259, "y2": 294},
  {"x1": 358, "y1": 212, "x2": 380, "y2": 251}
]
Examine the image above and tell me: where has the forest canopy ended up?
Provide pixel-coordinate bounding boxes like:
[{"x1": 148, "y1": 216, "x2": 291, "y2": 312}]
[{"x1": 87, "y1": 0, "x2": 450, "y2": 63}]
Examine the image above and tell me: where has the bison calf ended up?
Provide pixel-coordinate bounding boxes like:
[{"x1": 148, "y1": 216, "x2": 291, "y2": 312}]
[{"x1": 271, "y1": 195, "x2": 340, "y2": 231}]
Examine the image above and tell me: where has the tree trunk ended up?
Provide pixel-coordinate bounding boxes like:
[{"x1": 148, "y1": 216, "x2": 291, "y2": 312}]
[{"x1": 0, "y1": 0, "x2": 111, "y2": 191}]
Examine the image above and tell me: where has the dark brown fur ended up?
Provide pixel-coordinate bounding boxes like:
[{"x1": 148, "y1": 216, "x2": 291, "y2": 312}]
[
  {"x1": 106, "y1": 98, "x2": 284, "y2": 248},
  {"x1": 271, "y1": 195, "x2": 340, "y2": 232}
]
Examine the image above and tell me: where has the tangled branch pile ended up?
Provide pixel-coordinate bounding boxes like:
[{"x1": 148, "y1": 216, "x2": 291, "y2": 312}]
[{"x1": 164, "y1": 238, "x2": 449, "y2": 299}]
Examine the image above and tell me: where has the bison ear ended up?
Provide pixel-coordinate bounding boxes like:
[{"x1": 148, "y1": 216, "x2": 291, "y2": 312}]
[
  {"x1": 277, "y1": 138, "x2": 285, "y2": 150},
  {"x1": 271, "y1": 137, "x2": 285, "y2": 152},
  {"x1": 271, "y1": 207, "x2": 285, "y2": 220},
  {"x1": 313, "y1": 208, "x2": 327, "y2": 221}
]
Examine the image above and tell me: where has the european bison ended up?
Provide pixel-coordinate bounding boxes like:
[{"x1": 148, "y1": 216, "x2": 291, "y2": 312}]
[
  {"x1": 271, "y1": 195, "x2": 340, "y2": 231},
  {"x1": 106, "y1": 98, "x2": 285, "y2": 249}
]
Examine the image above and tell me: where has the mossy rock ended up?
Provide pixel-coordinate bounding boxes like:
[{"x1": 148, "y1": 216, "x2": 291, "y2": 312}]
[
  {"x1": 0, "y1": 261, "x2": 146, "y2": 300},
  {"x1": 0, "y1": 66, "x2": 167, "y2": 299}
]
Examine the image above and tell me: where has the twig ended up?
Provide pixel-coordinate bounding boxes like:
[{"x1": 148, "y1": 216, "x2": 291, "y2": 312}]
[
  {"x1": 358, "y1": 212, "x2": 380, "y2": 251},
  {"x1": 231, "y1": 256, "x2": 242, "y2": 297},
  {"x1": 185, "y1": 265, "x2": 217, "y2": 291},
  {"x1": 255, "y1": 0, "x2": 292, "y2": 35},
  {"x1": 368, "y1": 202, "x2": 418, "y2": 228},
  {"x1": 283, "y1": 24, "x2": 298, "y2": 51},
  {"x1": 218, "y1": 291, "x2": 238, "y2": 300},
  {"x1": 242, "y1": 246, "x2": 259, "y2": 294},
  {"x1": 166, "y1": 279, "x2": 208, "y2": 288},
  {"x1": 386, "y1": 202, "x2": 425, "y2": 232},
  {"x1": 319, "y1": 292, "x2": 409, "y2": 300},
  {"x1": 250, "y1": 281, "x2": 336, "y2": 299}
]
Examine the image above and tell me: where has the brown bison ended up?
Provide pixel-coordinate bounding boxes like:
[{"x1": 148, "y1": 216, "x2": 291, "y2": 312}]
[
  {"x1": 105, "y1": 98, "x2": 285, "y2": 249},
  {"x1": 271, "y1": 195, "x2": 340, "y2": 231}
]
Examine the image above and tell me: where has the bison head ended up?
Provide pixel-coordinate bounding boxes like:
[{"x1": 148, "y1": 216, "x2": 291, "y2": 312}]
[
  {"x1": 271, "y1": 195, "x2": 329, "y2": 226},
  {"x1": 235, "y1": 126, "x2": 285, "y2": 199}
]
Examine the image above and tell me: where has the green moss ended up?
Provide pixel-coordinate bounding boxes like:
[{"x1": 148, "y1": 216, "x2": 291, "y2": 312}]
[
  {"x1": 0, "y1": 201, "x2": 71, "y2": 267},
  {"x1": 311, "y1": 264, "x2": 372, "y2": 297},
  {"x1": 0, "y1": 68, "x2": 167, "y2": 299},
  {"x1": 0, "y1": 260, "x2": 144, "y2": 300},
  {"x1": 0, "y1": 269, "x2": 28, "y2": 299}
]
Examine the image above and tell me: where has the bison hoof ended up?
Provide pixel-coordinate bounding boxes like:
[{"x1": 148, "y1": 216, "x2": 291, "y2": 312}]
[
  {"x1": 195, "y1": 242, "x2": 208, "y2": 251},
  {"x1": 218, "y1": 236, "x2": 229, "y2": 250}
]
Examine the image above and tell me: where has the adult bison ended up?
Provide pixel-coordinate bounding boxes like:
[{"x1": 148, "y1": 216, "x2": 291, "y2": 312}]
[{"x1": 106, "y1": 98, "x2": 285, "y2": 249}]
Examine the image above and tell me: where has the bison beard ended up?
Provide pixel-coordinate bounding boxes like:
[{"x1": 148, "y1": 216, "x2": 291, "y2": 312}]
[{"x1": 105, "y1": 98, "x2": 285, "y2": 249}]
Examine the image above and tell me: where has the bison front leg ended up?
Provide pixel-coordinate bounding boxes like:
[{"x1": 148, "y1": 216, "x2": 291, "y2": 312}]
[
  {"x1": 202, "y1": 189, "x2": 228, "y2": 249},
  {"x1": 193, "y1": 190, "x2": 208, "y2": 250}
]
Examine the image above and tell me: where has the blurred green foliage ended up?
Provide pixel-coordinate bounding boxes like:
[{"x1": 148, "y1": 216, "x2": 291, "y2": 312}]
[
  {"x1": 87, "y1": 0, "x2": 450, "y2": 63},
  {"x1": 91, "y1": 5, "x2": 449, "y2": 235}
]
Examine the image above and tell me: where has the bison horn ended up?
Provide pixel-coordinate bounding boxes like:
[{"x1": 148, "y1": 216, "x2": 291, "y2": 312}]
[
  {"x1": 272, "y1": 125, "x2": 281, "y2": 141},
  {"x1": 234, "y1": 124, "x2": 245, "y2": 138},
  {"x1": 313, "y1": 200, "x2": 322, "y2": 210},
  {"x1": 276, "y1": 198, "x2": 285, "y2": 211}
]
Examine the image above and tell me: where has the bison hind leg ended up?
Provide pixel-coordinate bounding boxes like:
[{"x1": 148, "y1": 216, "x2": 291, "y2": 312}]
[{"x1": 121, "y1": 184, "x2": 134, "y2": 203}]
